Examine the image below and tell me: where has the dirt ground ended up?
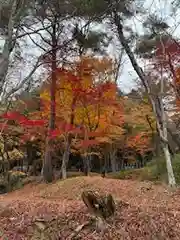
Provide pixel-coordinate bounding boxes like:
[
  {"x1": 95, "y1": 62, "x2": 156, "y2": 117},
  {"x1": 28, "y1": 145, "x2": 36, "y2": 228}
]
[{"x1": 0, "y1": 176, "x2": 180, "y2": 239}]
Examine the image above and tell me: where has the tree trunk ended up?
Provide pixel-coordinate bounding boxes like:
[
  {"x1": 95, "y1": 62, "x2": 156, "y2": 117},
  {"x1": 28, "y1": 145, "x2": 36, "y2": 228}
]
[
  {"x1": 121, "y1": 158, "x2": 124, "y2": 170},
  {"x1": 0, "y1": 0, "x2": 26, "y2": 94},
  {"x1": 113, "y1": 13, "x2": 176, "y2": 187},
  {"x1": 61, "y1": 99, "x2": 75, "y2": 179},
  {"x1": 83, "y1": 154, "x2": 90, "y2": 176},
  {"x1": 61, "y1": 140, "x2": 70, "y2": 180},
  {"x1": 159, "y1": 61, "x2": 176, "y2": 186},
  {"x1": 110, "y1": 149, "x2": 117, "y2": 173},
  {"x1": 162, "y1": 143, "x2": 176, "y2": 186},
  {"x1": 61, "y1": 151, "x2": 67, "y2": 180},
  {"x1": 111, "y1": 157, "x2": 116, "y2": 173},
  {"x1": 43, "y1": 21, "x2": 57, "y2": 183},
  {"x1": 43, "y1": 138, "x2": 53, "y2": 182}
]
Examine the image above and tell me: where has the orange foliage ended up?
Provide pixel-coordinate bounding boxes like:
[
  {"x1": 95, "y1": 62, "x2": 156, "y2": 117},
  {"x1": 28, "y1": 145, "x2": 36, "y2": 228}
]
[
  {"x1": 127, "y1": 133, "x2": 151, "y2": 154},
  {"x1": 39, "y1": 56, "x2": 123, "y2": 149},
  {"x1": 0, "y1": 57, "x2": 152, "y2": 157}
]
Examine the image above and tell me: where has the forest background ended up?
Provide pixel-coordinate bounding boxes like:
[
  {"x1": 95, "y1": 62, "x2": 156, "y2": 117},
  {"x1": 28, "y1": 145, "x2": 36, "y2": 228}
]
[{"x1": 0, "y1": 0, "x2": 180, "y2": 187}]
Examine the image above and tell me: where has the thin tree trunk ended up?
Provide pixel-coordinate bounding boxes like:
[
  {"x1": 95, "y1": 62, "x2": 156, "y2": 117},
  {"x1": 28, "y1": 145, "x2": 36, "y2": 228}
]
[
  {"x1": 83, "y1": 154, "x2": 90, "y2": 176},
  {"x1": 43, "y1": 137, "x2": 53, "y2": 182},
  {"x1": 160, "y1": 71, "x2": 176, "y2": 186},
  {"x1": 61, "y1": 138, "x2": 70, "y2": 180},
  {"x1": 110, "y1": 157, "x2": 116, "y2": 173},
  {"x1": 110, "y1": 148, "x2": 117, "y2": 173},
  {"x1": 162, "y1": 143, "x2": 175, "y2": 185},
  {"x1": 121, "y1": 158, "x2": 124, "y2": 170},
  {"x1": 113, "y1": 13, "x2": 176, "y2": 186},
  {"x1": 60, "y1": 96, "x2": 76, "y2": 179},
  {"x1": 82, "y1": 128, "x2": 90, "y2": 176},
  {"x1": 61, "y1": 151, "x2": 67, "y2": 180}
]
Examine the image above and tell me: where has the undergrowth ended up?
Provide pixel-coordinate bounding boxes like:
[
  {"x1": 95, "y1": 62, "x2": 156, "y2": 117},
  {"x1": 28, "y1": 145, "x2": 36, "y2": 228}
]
[{"x1": 108, "y1": 153, "x2": 180, "y2": 184}]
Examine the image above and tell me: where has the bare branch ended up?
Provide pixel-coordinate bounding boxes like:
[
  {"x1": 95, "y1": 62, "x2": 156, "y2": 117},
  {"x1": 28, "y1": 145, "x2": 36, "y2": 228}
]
[
  {"x1": 4, "y1": 56, "x2": 43, "y2": 100},
  {"x1": 28, "y1": 33, "x2": 48, "y2": 52},
  {"x1": 114, "y1": 48, "x2": 124, "y2": 84},
  {"x1": 16, "y1": 24, "x2": 52, "y2": 39},
  {"x1": 0, "y1": 0, "x2": 29, "y2": 94}
]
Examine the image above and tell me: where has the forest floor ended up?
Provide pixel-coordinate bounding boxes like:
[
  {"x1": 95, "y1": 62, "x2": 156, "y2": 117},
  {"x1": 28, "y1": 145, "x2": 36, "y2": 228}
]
[{"x1": 0, "y1": 176, "x2": 180, "y2": 239}]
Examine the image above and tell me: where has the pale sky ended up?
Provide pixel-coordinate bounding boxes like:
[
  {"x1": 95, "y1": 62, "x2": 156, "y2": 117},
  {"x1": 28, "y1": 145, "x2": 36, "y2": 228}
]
[{"x1": 114, "y1": 0, "x2": 180, "y2": 92}]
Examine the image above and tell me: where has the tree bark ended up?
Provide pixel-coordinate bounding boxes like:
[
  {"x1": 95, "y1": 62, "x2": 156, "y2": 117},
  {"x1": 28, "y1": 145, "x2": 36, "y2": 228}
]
[
  {"x1": 60, "y1": 97, "x2": 76, "y2": 179},
  {"x1": 0, "y1": 0, "x2": 26, "y2": 94},
  {"x1": 110, "y1": 148, "x2": 117, "y2": 173},
  {"x1": 43, "y1": 137, "x2": 53, "y2": 182},
  {"x1": 113, "y1": 12, "x2": 176, "y2": 186},
  {"x1": 83, "y1": 154, "x2": 90, "y2": 176},
  {"x1": 162, "y1": 143, "x2": 175, "y2": 185},
  {"x1": 111, "y1": 156, "x2": 116, "y2": 173},
  {"x1": 61, "y1": 151, "x2": 68, "y2": 180},
  {"x1": 159, "y1": 52, "x2": 176, "y2": 186},
  {"x1": 43, "y1": 20, "x2": 57, "y2": 183},
  {"x1": 61, "y1": 139, "x2": 70, "y2": 179},
  {"x1": 160, "y1": 73, "x2": 176, "y2": 186}
]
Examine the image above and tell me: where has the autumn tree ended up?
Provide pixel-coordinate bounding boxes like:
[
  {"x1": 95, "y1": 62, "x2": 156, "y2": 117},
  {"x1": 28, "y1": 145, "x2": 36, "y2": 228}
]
[
  {"x1": 0, "y1": 0, "x2": 122, "y2": 181},
  {"x1": 96, "y1": 2, "x2": 177, "y2": 186},
  {"x1": 21, "y1": 0, "x2": 115, "y2": 182},
  {"x1": 40, "y1": 56, "x2": 121, "y2": 178},
  {"x1": 122, "y1": 93, "x2": 155, "y2": 165},
  {"x1": 68, "y1": 0, "x2": 176, "y2": 186}
]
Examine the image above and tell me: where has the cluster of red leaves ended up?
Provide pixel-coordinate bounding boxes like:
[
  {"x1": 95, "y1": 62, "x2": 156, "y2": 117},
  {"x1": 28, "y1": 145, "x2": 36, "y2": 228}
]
[
  {"x1": 1, "y1": 65, "x2": 121, "y2": 149},
  {"x1": 154, "y1": 38, "x2": 180, "y2": 87},
  {"x1": 154, "y1": 38, "x2": 180, "y2": 113},
  {"x1": 0, "y1": 111, "x2": 47, "y2": 143},
  {"x1": 1, "y1": 111, "x2": 45, "y2": 127},
  {"x1": 56, "y1": 68, "x2": 80, "y2": 83},
  {"x1": 41, "y1": 68, "x2": 121, "y2": 147},
  {"x1": 49, "y1": 122, "x2": 102, "y2": 148},
  {"x1": 56, "y1": 67, "x2": 118, "y2": 106},
  {"x1": 127, "y1": 133, "x2": 150, "y2": 153},
  {"x1": 0, "y1": 110, "x2": 102, "y2": 148},
  {"x1": 155, "y1": 38, "x2": 180, "y2": 64},
  {"x1": 48, "y1": 122, "x2": 82, "y2": 138}
]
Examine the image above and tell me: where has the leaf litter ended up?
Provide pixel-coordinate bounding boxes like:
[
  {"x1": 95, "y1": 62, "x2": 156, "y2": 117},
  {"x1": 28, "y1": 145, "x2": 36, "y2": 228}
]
[{"x1": 0, "y1": 176, "x2": 180, "y2": 239}]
